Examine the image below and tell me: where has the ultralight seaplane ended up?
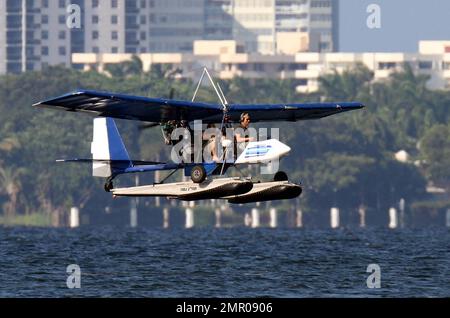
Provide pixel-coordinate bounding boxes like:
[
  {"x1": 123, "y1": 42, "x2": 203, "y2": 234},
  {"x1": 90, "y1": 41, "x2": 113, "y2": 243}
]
[{"x1": 33, "y1": 69, "x2": 364, "y2": 204}]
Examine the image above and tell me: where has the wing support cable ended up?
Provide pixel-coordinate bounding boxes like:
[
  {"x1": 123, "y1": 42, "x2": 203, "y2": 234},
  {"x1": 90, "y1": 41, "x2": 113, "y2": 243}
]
[
  {"x1": 157, "y1": 168, "x2": 180, "y2": 184},
  {"x1": 191, "y1": 67, "x2": 231, "y2": 176}
]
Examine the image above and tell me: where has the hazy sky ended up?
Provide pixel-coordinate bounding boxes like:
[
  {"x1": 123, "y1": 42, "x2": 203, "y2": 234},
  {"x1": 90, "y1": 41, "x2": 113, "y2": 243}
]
[{"x1": 340, "y1": 0, "x2": 450, "y2": 52}]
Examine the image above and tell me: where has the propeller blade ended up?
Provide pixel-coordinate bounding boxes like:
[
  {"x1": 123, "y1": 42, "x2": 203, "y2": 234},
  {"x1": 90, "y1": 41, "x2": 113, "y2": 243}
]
[{"x1": 169, "y1": 88, "x2": 175, "y2": 99}]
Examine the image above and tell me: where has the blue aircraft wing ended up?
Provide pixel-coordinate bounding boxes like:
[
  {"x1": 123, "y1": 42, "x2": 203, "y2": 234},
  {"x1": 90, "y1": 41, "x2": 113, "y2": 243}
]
[{"x1": 33, "y1": 89, "x2": 364, "y2": 123}]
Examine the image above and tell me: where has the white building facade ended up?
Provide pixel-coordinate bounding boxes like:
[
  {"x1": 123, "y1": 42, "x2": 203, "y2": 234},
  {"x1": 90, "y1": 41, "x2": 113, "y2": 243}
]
[{"x1": 72, "y1": 40, "x2": 450, "y2": 92}]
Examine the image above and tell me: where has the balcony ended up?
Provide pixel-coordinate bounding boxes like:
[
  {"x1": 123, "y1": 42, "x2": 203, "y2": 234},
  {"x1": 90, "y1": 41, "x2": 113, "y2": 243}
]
[{"x1": 295, "y1": 69, "x2": 320, "y2": 79}]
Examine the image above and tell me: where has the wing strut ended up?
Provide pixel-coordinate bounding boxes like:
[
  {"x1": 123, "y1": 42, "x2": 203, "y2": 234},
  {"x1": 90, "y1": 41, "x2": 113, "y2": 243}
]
[{"x1": 191, "y1": 67, "x2": 231, "y2": 176}]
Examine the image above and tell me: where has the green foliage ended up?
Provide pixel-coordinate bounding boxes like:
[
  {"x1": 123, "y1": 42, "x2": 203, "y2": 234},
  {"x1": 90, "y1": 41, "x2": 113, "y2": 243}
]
[
  {"x1": 420, "y1": 124, "x2": 450, "y2": 190},
  {"x1": 0, "y1": 212, "x2": 52, "y2": 227},
  {"x1": 0, "y1": 61, "x2": 447, "y2": 221}
]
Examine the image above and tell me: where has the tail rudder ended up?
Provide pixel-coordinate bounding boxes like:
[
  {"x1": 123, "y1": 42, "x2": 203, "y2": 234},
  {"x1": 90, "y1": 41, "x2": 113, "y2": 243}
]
[{"x1": 91, "y1": 117, "x2": 131, "y2": 177}]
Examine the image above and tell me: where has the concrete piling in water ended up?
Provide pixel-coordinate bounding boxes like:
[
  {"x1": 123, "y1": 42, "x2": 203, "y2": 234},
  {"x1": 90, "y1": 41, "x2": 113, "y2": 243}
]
[
  {"x1": 269, "y1": 207, "x2": 278, "y2": 228},
  {"x1": 215, "y1": 207, "x2": 222, "y2": 228},
  {"x1": 446, "y1": 209, "x2": 450, "y2": 228},
  {"x1": 399, "y1": 198, "x2": 405, "y2": 228},
  {"x1": 244, "y1": 213, "x2": 252, "y2": 227},
  {"x1": 130, "y1": 200, "x2": 138, "y2": 228},
  {"x1": 185, "y1": 207, "x2": 194, "y2": 229},
  {"x1": 70, "y1": 207, "x2": 79, "y2": 228},
  {"x1": 155, "y1": 172, "x2": 160, "y2": 207},
  {"x1": 296, "y1": 209, "x2": 303, "y2": 228},
  {"x1": 251, "y1": 208, "x2": 260, "y2": 228},
  {"x1": 389, "y1": 207, "x2": 398, "y2": 229},
  {"x1": 163, "y1": 207, "x2": 169, "y2": 229},
  {"x1": 358, "y1": 206, "x2": 366, "y2": 228},
  {"x1": 330, "y1": 207, "x2": 339, "y2": 229}
]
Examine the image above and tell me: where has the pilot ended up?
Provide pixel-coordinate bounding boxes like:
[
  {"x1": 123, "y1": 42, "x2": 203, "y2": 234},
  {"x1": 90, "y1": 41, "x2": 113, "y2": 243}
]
[{"x1": 234, "y1": 112, "x2": 255, "y2": 157}]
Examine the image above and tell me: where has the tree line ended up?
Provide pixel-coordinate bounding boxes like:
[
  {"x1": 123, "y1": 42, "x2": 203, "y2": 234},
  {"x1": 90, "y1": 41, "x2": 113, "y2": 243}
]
[{"x1": 0, "y1": 61, "x2": 449, "y2": 223}]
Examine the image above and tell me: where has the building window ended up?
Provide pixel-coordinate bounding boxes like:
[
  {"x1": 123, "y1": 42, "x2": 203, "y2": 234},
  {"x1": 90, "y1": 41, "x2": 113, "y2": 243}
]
[
  {"x1": 92, "y1": 31, "x2": 99, "y2": 39},
  {"x1": 293, "y1": 63, "x2": 307, "y2": 70},
  {"x1": 319, "y1": 42, "x2": 330, "y2": 50},
  {"x1": 58, "y1": 31, "x2": 66, "y2": 40},
  {"x1": 311, "y1": 14, "x2": 331, "y2": 21},
  {"x1": 43, "y1": 0, "x2": 49, "y2": 8},
  {"x1": 140, "y1": 15, "x2": 146, "y2": 24},
  {"x1": 140, "y1": 0, "x2": 146, "y2": 8},
  {"x1": 378, "y1": 62, "x2": 396, "y2": 70},
  {"x1": 140, "y1": 31, "x2": 146, "y2": 40},
  {"x1": 42, "y1": 30, "x2": 48, "y2": 39},
  {"x1": 254, "y1": 63, "x2": 264, "y2": 71},
  {"x1": 419, "y1": 61, "x2": 433, "y2": 69},
  {"x1": 92, "y1": 0, "x2": 99, "y2": 8},
  {"x1": 111, "y1": 47, "x2": 118, "y2": 53},
  {"x1": 92, "y1": 15, "x2": 99, "y2": 24},
  {"x1": 111, "y1": 15, "x2": 118, "y2": 24},
  {"x1": 59, "y1": 15, "x2": 65, "y2": 24},
  {"x1": 42, "y1": 15, "x2": 48, "y2": 24},
  {"x1": 311, "y1": 1, "x2": 331, "y2": 8},
  {"x1": 93, "y1": 47, "x2": 99, "y2": 53},
  {"x1": 41, "y1": 46, "x2": 49, "y2": 55},
  {"x1": 59, "y1": 46, "x2": 66, "y2": 56},
  {"x1": 111, "y1": 31, "x2": 118, "y2": 40},
  {"x1": 111, "y1": 0, "x2": 118, "y2": 8},
  {"x1": 59, "y1": 0, "x2": 66, "y2": 8},
  {"x1": 442, "y1": 62, "x2": 450, "y2": 70}
]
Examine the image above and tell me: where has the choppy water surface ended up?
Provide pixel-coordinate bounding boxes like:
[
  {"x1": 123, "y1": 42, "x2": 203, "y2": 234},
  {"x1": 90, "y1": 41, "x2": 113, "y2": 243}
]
[{"x1": 0, "y1": 226, "x2": 448, "y2": 297}]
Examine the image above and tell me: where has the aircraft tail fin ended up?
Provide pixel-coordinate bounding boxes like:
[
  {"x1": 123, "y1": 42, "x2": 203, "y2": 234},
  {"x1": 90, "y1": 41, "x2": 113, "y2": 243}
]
[{"x1": 91, "y1": 117, "x2": 132, "y2": 177}]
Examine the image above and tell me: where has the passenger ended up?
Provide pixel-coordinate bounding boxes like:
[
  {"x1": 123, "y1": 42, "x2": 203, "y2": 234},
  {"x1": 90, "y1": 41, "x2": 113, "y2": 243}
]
[{"x1": 203, "y1": 123, "x2": 221, "y2": 162}]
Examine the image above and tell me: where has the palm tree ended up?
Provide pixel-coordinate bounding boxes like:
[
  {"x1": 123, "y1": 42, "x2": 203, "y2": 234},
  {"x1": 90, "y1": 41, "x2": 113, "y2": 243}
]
[
  {"x1": 0, "y1": 165, "x2": 26, "y2": 218},
  {"x1": 105, "y1": 55, "x2": 144, "y2": 78},
  {"x1": 0, "y1": 136, "x2": 20, "y2": 152},
  {"x1": 319, "y1": 63, "x2": 373, "y2": 101}
]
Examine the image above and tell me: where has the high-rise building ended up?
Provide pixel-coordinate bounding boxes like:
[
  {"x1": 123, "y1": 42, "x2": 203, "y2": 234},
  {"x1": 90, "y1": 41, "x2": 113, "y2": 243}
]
[
  {"x1": 148, "y1": 0, "x2": 205, "y2": 53},
  {"x1": 309, "y1": 0, "x2": 338, "y2": 52},
  {"x1": 0, "y1": 0, "x2": 339, "y2": 74},
  {"x1": 0, "y1": 0, "x2": 72, "y2": 74},
  {"x1": 222, "y1": 0, "x2": 338, "y2": 54}
]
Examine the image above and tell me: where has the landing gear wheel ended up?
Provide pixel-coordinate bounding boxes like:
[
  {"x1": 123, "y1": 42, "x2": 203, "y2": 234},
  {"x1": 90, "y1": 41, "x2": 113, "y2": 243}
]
[
  {"x1": 274, "y1": 171, "x2": 288, "y2": 181},
  {"x1": 104, "y1": 181, "x2": 113, "y2": 192},
  {"x1": 191, "y1": 165, "x2": 207, "y2": 183}
]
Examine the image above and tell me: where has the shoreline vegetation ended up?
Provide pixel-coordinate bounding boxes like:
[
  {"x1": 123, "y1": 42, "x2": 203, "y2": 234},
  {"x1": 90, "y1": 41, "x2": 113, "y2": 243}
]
[
  {"x1": 0, "y1": 61, "x2": 449, "y2": 227},
  {"x1": 0, "y1": 213, "x2": 52, "y2": 227}
]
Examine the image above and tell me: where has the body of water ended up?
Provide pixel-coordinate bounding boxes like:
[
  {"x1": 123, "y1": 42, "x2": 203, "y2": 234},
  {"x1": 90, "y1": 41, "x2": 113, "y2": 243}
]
[{"x1": 0, "y1": 226, "x2": 448, "y2": 297}]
